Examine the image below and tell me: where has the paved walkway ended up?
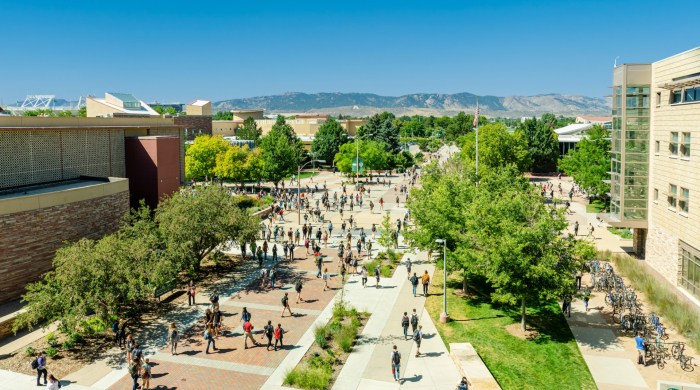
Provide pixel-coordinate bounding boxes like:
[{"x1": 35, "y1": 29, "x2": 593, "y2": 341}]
[{"x1": 0, "y1": 169, "x2": 463, "y2": 389}]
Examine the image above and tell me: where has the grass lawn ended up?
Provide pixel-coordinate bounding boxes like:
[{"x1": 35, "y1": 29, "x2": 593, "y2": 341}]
[
  {"x1": 585, "y1": 198, "x2": 607, "y2": 213},
  {"x1": 285, "y1": 171, "x2": 320, "y2": 180},
  {"x1": 607, "y1": 227, "x2": 633, "y2": 239},
  {"x1": 425, "y1": 271, "x2": 596, "y2": 390}
]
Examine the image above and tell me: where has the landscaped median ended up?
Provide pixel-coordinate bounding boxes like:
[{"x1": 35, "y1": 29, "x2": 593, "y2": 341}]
[
  {"x1": 425, "y1": 270, "x2": 596, "y2": 390},
  {"x1": 284, "y1": 301, "x2": 367, "y2": 390}
]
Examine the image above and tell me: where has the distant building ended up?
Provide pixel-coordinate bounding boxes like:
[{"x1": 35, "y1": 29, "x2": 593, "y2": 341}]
[
  {"x1": 555, "y1": 123, "x2": 593, "y2": 155},
  {"x1": 186, "y1": 100, "x2": 212, "y2": 116},
  {"x1": 87, "y1": 92, "x2": 160, "y2": 117},
  {"x1": 575, "y1": 115, "x2": 612, "y2": 129},
  {"x1": 175, "y1": 99, "x2": 213, "y2": 139},
  {"x1": 232, "y1": 109, "x2": 265, "y2": 121}
]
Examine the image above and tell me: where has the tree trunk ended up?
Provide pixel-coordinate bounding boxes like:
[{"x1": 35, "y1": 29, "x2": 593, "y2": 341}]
[
  {"x1": 462, "y1": 274, "x2": 468, "y2": 294},
  {"x1": 521, "y1": 297, "x2": 526, "y2": 332}
]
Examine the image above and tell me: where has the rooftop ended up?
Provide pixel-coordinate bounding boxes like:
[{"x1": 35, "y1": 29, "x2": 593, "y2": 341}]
[{"x1": 189, "y1": 99, "x2": 210, "y2": 106}]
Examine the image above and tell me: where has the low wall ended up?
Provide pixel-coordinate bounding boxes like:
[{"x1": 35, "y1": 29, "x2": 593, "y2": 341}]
[{"x1": 450, "y1": 343, "x2": 501, "y2": 389}]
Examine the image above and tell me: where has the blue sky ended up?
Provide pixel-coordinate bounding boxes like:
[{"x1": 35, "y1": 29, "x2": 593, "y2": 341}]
[{"x1": 1, "y1": 0, "x2": 699, "y2": 104}]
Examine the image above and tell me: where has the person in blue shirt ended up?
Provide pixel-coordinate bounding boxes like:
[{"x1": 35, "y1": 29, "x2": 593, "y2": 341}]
[{"x1": 634, "y1": 333, "x2": 646, "y2": 365}]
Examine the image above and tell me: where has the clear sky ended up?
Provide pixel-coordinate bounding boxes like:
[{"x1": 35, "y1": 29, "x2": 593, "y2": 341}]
[{"x1": 1, "y1": 0, "x2": 699, "y2": 104}]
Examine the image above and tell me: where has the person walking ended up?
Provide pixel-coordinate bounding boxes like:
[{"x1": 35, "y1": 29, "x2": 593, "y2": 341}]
[
  {"x1": 401, "y1": 312, "x2": 410, "y2": 340},
  {"x1": 586, "y1": 223, "x2": 595, "y2": 239},
  {"x1": 204, "y1": 324, "x2": 217, "y2": 354},
  {"x1": 573, "y1": 220, "x2": 579, "y2": 236},
  {"x1": 141, "y1": 358, "x2": 152, "y2": 390},
  {"x1": 323, "y1": 268, "x2": 330, "y2": 291},
  {"x1": 360, "y1": 265, "x2": 368, "y2": 287},
  {"x1": 270, "y1": 267, "x2": 277, "y2": 289},
  {"x1": 35, "y1": 351, "x2": 47, "y2": 386},
  {"x1": 391, "y1": 345, "x2": 401, "y2": 382},
  {"x1": 340, "y1": 262, "x2": 347, "y2": 283},
  {"x1": 457, "y1": 376, "x2": 471, "y2": 390},
  {"x1": 46, "y1": 374, "x2": 61, "y2": 390},
  {"x1": 243, "y1": 319, "x2": 259, "y2": 349},
  {"x1": 263, "y1": 320, "x2": 275, "y2": 351},
  {"x1": 128, "y1": 358, "x2": 140, "y2": 390},
  {"x1": 410, "y1": 309, "x2": 419, "y2": 335},
  {"x1": 410, "y1": 272, "x2": 419, "y2": 297},
  {"x1": 213, "y1": 307, "x2": 223, "y2": 338},
  {"x1": 272, "y1": 243, "x2": 278, "y2": 263},
  {"x1": 635, "y1": 332, "x2": 646, "y2": 365},
  {"x1": 168, "y1": 322, "x2": 179, "y2": 355},
  {"x1": 295, "y1": 278, "x2": 304, "y2": 303},
  {"x1": 421, "y1": 270, "x2": 431, "y2": 296},
  {"x1": 283, "y1": 243, "x2": 289, "y2": 261},
  {"x1": 188, "y1": 280, "x2": 196, "y2": 306},
  {"x1": 274, "y1": 323, "x2": 286, "y2": 351},
  {"x1": 413, "y1": 325, "x2": 423, "y2": 357},
  {"x1": 374, "y1": 266, "x2": 381, "y2": 288},
  {"x1": 281, "y1": 292, "x2": 294, "y2": 317},
  {"x1": 406, "y1": 258, "x2": 412, "y2": 276},
  {"x1": 583, "y1": 288, "x2": 591, "y2": 312}
]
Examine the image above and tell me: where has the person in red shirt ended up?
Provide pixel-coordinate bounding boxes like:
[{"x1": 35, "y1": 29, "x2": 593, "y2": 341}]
[
  {"x1": 273, "y1": 323, "x2": 286, "y2": 351},
  {"x1": 243, "y1": 320, "x2": 259, "y2": 349}
]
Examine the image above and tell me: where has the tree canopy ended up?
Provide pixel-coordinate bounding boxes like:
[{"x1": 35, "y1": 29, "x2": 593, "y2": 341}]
[
  {"x1": 185, "y1": 135, "x2": 230, "y2": 180},
  {"x1": 357, "y1": 112, "x2": 401, "y2": 153},
  {"x1": 236, "y1": 117, "x2": 263, "y2": 141},
  {"x1": 517, "y1": 117, "x2": 560, "y2": 172},
  {"x1": 557, "y1": 125, "x2": 611, "y2": 197},
  {"x1": 258, "y1": 123, "x2": 302, "y2": 186},
  {"x1": 459, "y1": 122, "x2": 531, "y2": 173},
  {"x1": 334, "y1": 139, "x2": 389, "y2": 173},
  {"x1": 311, "y1": 118, "x2": 349, "y2": 163}
]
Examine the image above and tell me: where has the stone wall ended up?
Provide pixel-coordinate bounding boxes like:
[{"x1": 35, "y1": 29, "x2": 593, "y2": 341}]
[
  {"x1": 645, "y1": 225, "x2": 681, "y2": 285},
  {"x1": 0, "y1": 190, "x2": 129, "y2": 305},
  {"x1": 173, "y1": 116, "x2": 212, "y2": 138}
]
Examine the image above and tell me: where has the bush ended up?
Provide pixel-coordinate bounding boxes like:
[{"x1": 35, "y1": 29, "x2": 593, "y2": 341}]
[
  {"x1": 68, "y1": 333, "x2": 82, "y2": 344},
  {"x1": 313, "y1": 326, "x2": 328, "y2": 349},
  {"x1": 45, "y1": 332, "x2": 58, "y2": 347},
  {"x1": 62, "y1": 340, "x2": 75, "y2": 350},
  {"x1": 284, "y1": 365, "x2": 332, "y2": 390},
  {"x1": 25, "y1": 346, "x2": 36, "y2": 357},
  {"x1": 80, "y1": 317, "x2": 106, "y2": 336},
  {"x1": 336, "y1": 324, "x2": 357, "y2": 353},
  {"x1": 46, "y1": 347, "x2": 58, "y2": 358}
]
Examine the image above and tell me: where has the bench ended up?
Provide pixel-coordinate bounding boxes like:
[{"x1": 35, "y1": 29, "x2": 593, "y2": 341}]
[{"x1": 153, "y1": 279, "x2": 178, "y2": 301}]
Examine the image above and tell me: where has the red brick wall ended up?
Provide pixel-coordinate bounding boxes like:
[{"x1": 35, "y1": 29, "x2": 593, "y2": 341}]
[
  {"x1": 173, "y1": 116, "x2": 212, "y2": 138},
  {"x1": 0, "y1": 190, "x2": 129, "y2": 305}
]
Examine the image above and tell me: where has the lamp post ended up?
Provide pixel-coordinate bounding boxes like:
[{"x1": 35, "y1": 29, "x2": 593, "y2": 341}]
[
  {"x1": 435, "y1": 239, "x2": 449, "y2": 323},
  {"x1": 298, "y1": 159, "x2": 326, "y2": 225}
]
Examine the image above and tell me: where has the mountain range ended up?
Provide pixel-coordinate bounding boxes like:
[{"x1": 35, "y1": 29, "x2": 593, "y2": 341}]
[{"x1": 213, "y1": 92, "x2": 611, "y2": 118}]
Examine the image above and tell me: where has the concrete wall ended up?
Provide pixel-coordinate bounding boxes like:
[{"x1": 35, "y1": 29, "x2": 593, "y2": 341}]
[
  {"x1": 125, "y1": 136, "x2": 181, "y2": 210},
  {"x1": 0, "y1": 179, "x2": 129, "y2": 304},
  {"x1": 647, "y1": 48, "x2": 700, "y2": 288}
]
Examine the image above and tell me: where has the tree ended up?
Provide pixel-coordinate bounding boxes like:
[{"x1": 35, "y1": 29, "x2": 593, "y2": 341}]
[
  {"x1": 558, "y1": 125, "x2": 611, "y2": 197},
  {"x1": 459, "y1": 122, "x2": 531, "y2": 172},
  {"x1": 311, "y1": 118, "x2": 349, "y2": 163},
  {"x1": 215, "y1": 144, "x2": 250, "y2": 184},
  {"x1": 236, "y1": 117, "x2": 262, "y2": 141},
  {"x1": 213, "y1": 111, "x2": 233, "y2": 120},
  {"x1": 445, "y1": 112, "x2": 473, "y2": 141},
  {"x1": 156, "y1": 185, "x2": 259, "y2": 272},
  {"x1": 358, "y1": 112, "x2": 400, "y2": 153},
  {"x1": 77, "y1": 106, "x2": 87, "y2": 117},
  {"x1": 185, "y1": 135, "x2": 230, "y2": 180},
  {"x1": 258, "y1": 126, "x2": 301, "y2": 187},
  {"x1": 334, "y1": 139, "x2": 389, "y2": 174},
  {"x1": 517, "y1": 117, "x2": 559, "y2": 172},
  {"x1": 58, "y1": 110, "x2": 73, "y2": 117},
  {"x1": 377, "y1": 211, "x2": 398, "y2": 249}
]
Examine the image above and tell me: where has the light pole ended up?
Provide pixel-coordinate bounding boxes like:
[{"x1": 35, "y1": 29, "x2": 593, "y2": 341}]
[
  {"x1": 298, "y1": 159, "x2": 326, "y2": 225},
  {"x1": 435, "y1": 239, "x2": 449, "y2": 323}
]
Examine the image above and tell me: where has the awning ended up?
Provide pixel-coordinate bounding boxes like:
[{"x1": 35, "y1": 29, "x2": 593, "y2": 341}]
[{"x1": 657, "y1": 75, "x2": 700, "y2": 90}]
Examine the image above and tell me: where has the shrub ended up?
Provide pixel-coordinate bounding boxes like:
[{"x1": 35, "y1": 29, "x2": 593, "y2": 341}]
[
  {"x1": 80, "y1": 317, "x2": 106, "y2": 336},
  {"x1": 46, "y1": 347, "x2": 58, "y2": 358},
  {"x1": 45, "y1": 332, "x2": 58, "y2": 347},
  {"x1": 25, "y1": 346, "x2": 36, "y2": 357},
  {"x1": 313, "y1": 326, "x2": 328, "y2": 349},
  {"x1": 68, "y1": 333, "x2": 82, "y2": 344},
  {"x1": 336, "y1": 324, "x2": 357, "y2": 353},
  {"x1": 62, "y1": 340, "x2": 75, "y2": 350},
  {"x1": 284, "y1": 366, "x2": 332, "y2": 390}
]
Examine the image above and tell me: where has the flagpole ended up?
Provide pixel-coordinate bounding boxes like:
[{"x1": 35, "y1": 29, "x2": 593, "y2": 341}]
[{"x1": 475, "y1": 98, "x2": 479, "y2": 182}]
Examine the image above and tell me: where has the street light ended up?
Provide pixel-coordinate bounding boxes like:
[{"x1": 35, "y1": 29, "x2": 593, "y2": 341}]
[
  {"x1": 435, "y1": 238, "x2": 449, "y2": 323},
  {"x1": 298, "y1": 159, "x2": 326, "y2": 224}
]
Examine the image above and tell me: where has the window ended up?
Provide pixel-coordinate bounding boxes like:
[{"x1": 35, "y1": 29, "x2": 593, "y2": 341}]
[
  {"x1": 670, "y1": 132, "x2": 679, "y2": 156},
  {"x1": 680, "y1": 242, "x2": 700, "y2": 299},
  {"x1": 672, "y1": 90, "x2": 682, "y2": 103},
  {"x1": 655, "y1": 140, "x2": 660, "y2": 154},
  {"x1": 685, "y1": 88, "x2": 696, "y2": 102},
  {"x1": 681, "y1": 132, "x2": 691, "y2": 158},
  {"x1": 654, "y1": 188, "x2": 658, "y2": 202},
  {"x1": 680, "y1": 187, "x2": 689, "y2": 214},
  {"x1": 668, "y1": 184, "x2": 678, "y2": 209}
]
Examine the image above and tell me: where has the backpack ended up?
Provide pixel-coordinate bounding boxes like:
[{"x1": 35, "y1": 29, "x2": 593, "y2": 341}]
[
  {"x1": 111, "y1": 321, "x2": 119, "y2": 333},
  {"x1": 392, "y1": 351, "x2": 401, "y2": 365},
  {"x1": 410, "y1": 275, "x2": 418, "y2": 286},
  {"x1": 128, "y1": 362, "x2": 137, "y2": 377},
  {"x1": 210, "y1": 294, "x2": 218, "y2": 303},
  {"x1": 411, "y1": 314, "x2": 418, "y2": 326},
  {"x1": 413, "y1": 330, "x2": 421, "y2": 342},
  {"x1": 282, "y1": 296, "x2": 288, "y2": 306},
  {"x1": 295, "y1": 281, "x2": 302, "y2": 291},
  {"x1": 401, "y1": 316, "x2": 409, "y2": 327},
  {"x1": 31, "y1": 358, "x2": 38, "y2": 370},
  {"x1": 265, "y1": 325, "x2": 274, "y2": 337},
  {"x1": 203, "y1": 330, "x2": 210, "y2": 340}
]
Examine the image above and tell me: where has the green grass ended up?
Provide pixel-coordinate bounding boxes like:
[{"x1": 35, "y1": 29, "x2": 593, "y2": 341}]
[
  {"x1": 607, "y1": 227, "x2": 633, "y2": 239},
  {"x1": 425, "y1": 271, "x2": 596, "y2": 390},
  {"x1": 605, "y1": 251, "x2": 700, "y2": 351},
  {"x1": 284, "y1": 171, "x2": 320, "y2": 180},
  {"x1": 284, "y1": 365, "x2": 332, "y2": 390},
  {"x1": 585, "y1": 198, "x2": 607, "y2": 213}
]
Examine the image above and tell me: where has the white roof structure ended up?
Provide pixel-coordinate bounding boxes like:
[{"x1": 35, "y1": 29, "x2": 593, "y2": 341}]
[
  {"x1": 555, "y1": 123, "x2": 593, "y2": 143},
  {"x1": 89, "y1": 92, "x2": 159, "y2": 116},
  {"x1": 189, "y1": 99, "x2": 210, "y2": 106}
]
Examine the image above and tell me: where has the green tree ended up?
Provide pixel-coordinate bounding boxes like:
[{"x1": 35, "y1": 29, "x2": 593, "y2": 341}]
[
  {"x1": 558, "y1": 125, "x2": 611, "y2": 197},
  {"x1": 459, "y1": 122, "x2": 531, "y2": 172},
  {"x1": 445, "y1": 111, "x2": 473, "y2": 141},
  {"x1": 311, "y1": 118, "x2": 349, "y2": 163},
  {"x1": 77, "y1": 106, "x2": 87, "y2": 117},
  {"x1": 58, "y1": 110, "x2": 73, "y2": 117},
  {"x1": 334, "y1": 140, "x2": 389, "y2": 174},
  {"x1": 236, "y1": 117, "x2": 263, "y2": 141},
  {"x1": 185, "y1": 135, "x2": 230, "y2": 180},
  {"x1": 215, "y1": 144, "x2": 250, "y2": 185},
  {"x1": 156, "y1": 185, "x2": 259, "y2": 272},
  {"x1": 377, "y1": 211, "x2": 398, "y2": 249},
  {"x1": 213, "y1": 111, "x2": 233, "y2": 120},
  {"x1": 517, "y1": 117, "x2": 560, "y2": 172},
  {"x1": 258, "y1": 126, "x2": 301, "y2": 187},
  {"x1": 358, "y1": 112, "x2": 400, "y2": 153}
]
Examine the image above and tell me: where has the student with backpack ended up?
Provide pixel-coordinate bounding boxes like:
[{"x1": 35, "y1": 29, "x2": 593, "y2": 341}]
[
  {"x1": 374, "y1": 266, "x2": 381, "y2": 288},
  {"x1": 131, "y1": 343, "x2": 144, "y2": 365},
  {"x1": 262, "y1": 320, "x2": 275, "y2": 351},
  {"x1": 281, "y1": 292, "x2": 294, "y2": 317},
  {"x1": 273, "y1": 323, "x2": 286, "y2": 351},
  {"x1": 269, "y1": 267, "x2": 277, "y2": 289},
  {"x1": 390, "y1": 345, "x2": 401, "y2": 382},
  {"x1": 410, "y1": 272, "x2": 419, "y2": 297},
  {"x1": 410, "y1": 309, "x2": 419, "y2": 335},
  {"x1": 295, "y1": 278, "x2": 304, "y2": 304},
  {"x1": 413, "y1": 325, "x2": 423, "y2": 357},
  {"x1": 168, "y1": 322, "x2": 179, "y2": 355},
  {"x1": 32, "y1": 351, "x2": 47, "y2": 386},
  {"x1": 127, "y1": 358, "x2": 140, "y2": 390},
  {"x1": 401, "y1": 312, "x2": 410, "y2": 340},
  {"x1": 204, "y1": 324, "x2": 217, "y2": 354},
  {"x1": 141, "y1": 358, "x2": 152, "y2": 390}
]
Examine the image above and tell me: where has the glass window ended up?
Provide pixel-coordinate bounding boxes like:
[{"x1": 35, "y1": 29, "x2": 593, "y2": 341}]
[
  {"x1": 672, "y1": 90, "x2": 682, "y2": 103},
  {"x1": 685, "y1": 88, "x2": 696, "y2": 102},
  {"x1": 668, "y1": 184, "x2": 677, "y2": 209},
  {"x1": 681, "y1": 132, "x2": 691, "y2": 158},
  {"x1": 680, "y1": 187, "x2": 689, "y2": 214},
  {"x1": 670, "y1": 132, "x2": 679, "y2": 156},
  {"x1": 623, "y1": 208, "x2": 647, "y2": 220},
  {"x1": 681, "y1": 244, "x2": 700, "y2": 299}
]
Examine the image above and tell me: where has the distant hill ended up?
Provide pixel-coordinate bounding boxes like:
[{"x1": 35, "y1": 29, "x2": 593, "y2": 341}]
[{"x1": 213, "y1": 92, "x2": 610, "y2": 117}]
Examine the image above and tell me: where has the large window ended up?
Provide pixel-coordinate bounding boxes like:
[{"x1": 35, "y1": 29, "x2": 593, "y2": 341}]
[
  {"x1": 681, "y1": 132, "x2": 691, "y2": 158},
  {"x1": 670, "y1": 132, "x2": 679, "y2": 156},
  {"x1": 685, "y1": 88, "x2": 696, "y2": 102},
  {"x1": 668, "y1": 184, "x2": 678, "y2": 209},
  {"x1": 672, "y1": 90, "x2": 682, "y2": 103},
  {"x1": 680, "y1": 187, "x2": 690, "y2": 214},
  {"x1": 681, "y1": 242, "x2": 700, "y2": 299}
]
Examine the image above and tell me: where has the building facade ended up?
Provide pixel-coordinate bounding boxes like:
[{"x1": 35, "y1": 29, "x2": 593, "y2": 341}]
[{"x1": 610, "y1": 48, "x2": 700, "y2": 303}]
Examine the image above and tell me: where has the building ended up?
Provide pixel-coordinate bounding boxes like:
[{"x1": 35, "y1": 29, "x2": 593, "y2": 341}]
[
  {"x1": 87, "y1": 92, "x2": 160, "y2": 117},
  {"x1": 0, "y1": 116, "x2": 185, "y2": 304},
  {"x1": 555, "y1": 123, "x2": 593, "y2": 155},
  {"x1": 175, "y1": 99, "x2": 213, "y2": 139},
  {"x1": 608, "y1": 48, "x2": 700, "y2": 303},
  {"x1": 186, "y1": 100, "x2": 212, "y2": 116},
  {"x1": 231, "y1": 109, "x2": 265, "y2": 121},
  {"x1": 575, "y1": 115, "x2": 613, "y2": 129}
]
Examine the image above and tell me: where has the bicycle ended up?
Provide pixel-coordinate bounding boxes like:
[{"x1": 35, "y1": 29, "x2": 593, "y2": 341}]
[{"x1": 672, "y1": 342, "x2": 695, "y2": 372}]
